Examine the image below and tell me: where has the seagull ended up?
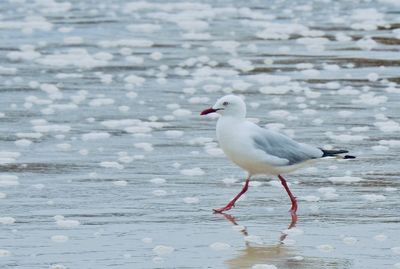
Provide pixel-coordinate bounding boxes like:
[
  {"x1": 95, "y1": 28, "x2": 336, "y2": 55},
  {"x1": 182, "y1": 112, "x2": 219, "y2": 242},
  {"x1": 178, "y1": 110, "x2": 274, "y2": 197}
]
[{"x1": 200, "y1": 94, "x2": 355, "y2": 217}]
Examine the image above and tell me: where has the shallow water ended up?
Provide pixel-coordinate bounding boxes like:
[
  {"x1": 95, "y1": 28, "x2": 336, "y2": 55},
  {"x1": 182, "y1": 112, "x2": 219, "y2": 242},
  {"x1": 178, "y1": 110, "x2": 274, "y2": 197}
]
[{"x1": 0, "y1": 0, "x2": 400, "y2": 268}]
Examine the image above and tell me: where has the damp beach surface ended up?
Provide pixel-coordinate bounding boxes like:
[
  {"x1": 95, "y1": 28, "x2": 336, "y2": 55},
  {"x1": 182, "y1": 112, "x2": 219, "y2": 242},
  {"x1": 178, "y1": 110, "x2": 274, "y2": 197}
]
[{"x1": 0, "y1": 0, "x2": 400, "y2": 268}]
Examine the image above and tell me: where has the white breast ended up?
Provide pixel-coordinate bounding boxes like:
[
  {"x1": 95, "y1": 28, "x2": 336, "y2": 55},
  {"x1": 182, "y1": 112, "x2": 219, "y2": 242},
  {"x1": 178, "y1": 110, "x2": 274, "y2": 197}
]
[{"x1": 216, "y1": 117, "x2": 267, "y2": 174}]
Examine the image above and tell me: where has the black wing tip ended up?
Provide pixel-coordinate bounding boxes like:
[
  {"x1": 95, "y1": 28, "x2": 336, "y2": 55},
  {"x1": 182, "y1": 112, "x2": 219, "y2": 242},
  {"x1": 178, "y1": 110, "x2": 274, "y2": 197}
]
[
  {"x1": 321, "y1": 149, "x2": 349, "y2": 157},
  {"x1": 344, "y1": 155, "x2": 356, "y2": 159}
]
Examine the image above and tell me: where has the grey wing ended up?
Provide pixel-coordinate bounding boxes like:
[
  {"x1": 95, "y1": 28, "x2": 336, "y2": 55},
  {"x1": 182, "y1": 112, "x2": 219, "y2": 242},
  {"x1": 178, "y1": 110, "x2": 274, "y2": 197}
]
[{"x1": 252, "y1": 128, "x2": 323, "y2": 166}]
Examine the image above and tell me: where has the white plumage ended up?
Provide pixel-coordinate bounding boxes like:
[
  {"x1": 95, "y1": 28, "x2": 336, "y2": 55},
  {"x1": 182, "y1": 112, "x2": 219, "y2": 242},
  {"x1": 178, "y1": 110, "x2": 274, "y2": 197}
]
[{"x1": 200, "y1": 94, "x2": 353, "y2": 214}]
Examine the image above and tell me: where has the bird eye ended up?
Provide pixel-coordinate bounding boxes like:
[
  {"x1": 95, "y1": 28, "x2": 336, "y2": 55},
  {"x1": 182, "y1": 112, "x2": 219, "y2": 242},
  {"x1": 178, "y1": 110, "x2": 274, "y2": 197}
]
[{"x1": 223, "y1": 101, "x2": 229, "y2": 106}]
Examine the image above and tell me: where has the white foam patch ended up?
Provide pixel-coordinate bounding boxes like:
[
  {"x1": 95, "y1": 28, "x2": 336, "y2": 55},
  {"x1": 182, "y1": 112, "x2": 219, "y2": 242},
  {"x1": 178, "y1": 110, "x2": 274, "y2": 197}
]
[
  {"x1": 0, "y1": 249, "x2": 11, "y2": 257},
  {"x1": 113, "y1": 180, "x2": 128, "y2": 186},
  {"x1": 288, "y1": 256, "x2": 304, "y2": 261},
  {"x1": 296, "y1": 63, "x2": 314, "y2": 69},
  {"x1": 16, "y1": 132, "x2": 42, "y2": 139},
  {"x1": 209, "y1": 242, "x2": 231, "y2": 251},
  {"x1": 164, "y1": 130, "x2": 184, "y2": 138},
  {"x1": 0, "y1": 175, "x2": 20, "y2": 187},
  {"x1": 188, "y1": 137, "x2": 213, "y2": 145},
  {"x1": 142, "y1": 237, "x2": 153, "y2": 244},
  {"x1": 351, "y1": 126, "x2": 369, "y2": 132},
  {"x1": 373, "y1": 234, "x2": 387, "y2": 241},
  {"x1": 356, "y1": 37, "x2": 377, "y2": 50},
  {"x1": 338, "y1": 111, "x2": 353, "y2": 118},
  {"x1": 212, "y1": 41, "x2": 240, "y2": 54},
  {"x1": 318, "y1": 187, "x2": 339, "y2": 199},
  {"x1": 37, "y1": 49, "x2": 110, "y2": 69},
  {"x1": 32, "y1": 124, "x2": 71, "y2": 133},
  {"x1": 379, "y1": 140, "x2": 400, "y2": 148},
  {"x1": 351, "y1": 8, "x2": 384, "y2": 30},
  {"x1": 134, "y1": 143, "x2": 154, "y2": 152},
  {"x1": 89, "y1": 98, "x2": 115, "y2": 107},
  {"x1": 98, "y1": 39, "x2": 154, "y2": 48},
  {"x1": 0, "y1": 193, "x2": 6, "y2": 199},
  {"x1": 56, "y1": 219, "x2": 80, "y2": 228},
  {"x1": 15, "y1": 139, "x2": 32, "y2": 147},
  {"x1": 249, "y1": 181, "x2": 263, "y2": 187},
  {"x1": 183, "y1": 197, "x2": 200, "y2": 204},
  {"x1": 173, "y1": 109, "x2": 192, "y2": 117},
  {"x1": 228, "y1": 58, "x2": 254, "y2": 72},
  {"x1": 177, "y1": 20, "x2": 209, "y2": 31},
  {"x1": 300, "y1": 195, "x2": 320, "y2": 202},
  {"x1": 385, "y1": 187, "x2": 397, "y2": 192},
  {"x1": 180, "y1": 168, "x2": 205, "y2": 176},
  {"x1": 126, "y1": 126, "x2": 152, "y2": 133},
  {"x1": 126, "y1": 56, "x2": 144, "y2": 64},
  {"x1": 118, "y1": 106, "x2": 130, "y2": 112},
  {"x1": 63, "y1": 36, "x2": 83, "y2": 45},
  {"x1": 54, "y1": 215, "x2": 65, "y2": 221},
  {"x1": 374, "y1": 121, "x2": 400, "y2": 133},
  {"x1": 153, "y1": 245, "x2": 174, "y2": 256},
  {"x1": 51, "y1": 235, "x2": 69, "y2": 243},
  {"x1": 371, "y1": 145, "x2": 389, "y2": 152},
  {"x1": 50, "y1": 264, "x2": 66, "y2": 269},
  {"x1": 0, "y1": 217, "x2": 16, "y2": 225},
  {"x1": 251, "y1": 265, "x2": 277, "y2": 269},
  {"x1": 259, "y1": 85, "x2": 290, "y2": 95},
  {"x1": 317, "y1": 244, "x2": 334, "y2": 252},
  {"x1": 126, "y1": 24, "x2": 161, "y2": 33},
  {"x1": 342, "y1": 237, "x2": 357, "y2": 245},
  {"x1": 33, "y1": 184, "x2": 45, "y2": 190},
  {"x1": 100, "y1": 162, "x2": 124, "y2": 170},
  {"x1": 302, "y1": 109, "x2": 317, "y2": 115},
  {"x1": 150, "y1": 51, "x2": 163, "y2": 60},
  {"x1": 7, "y1": 48, "x2": 41, "y2": 61},
  {"x1": 124, "y1": 75, "x2": 146, "y2": 86},
  {"x1": 328, "y1": 176, "x2": 364, "y2": 183},
  {"x1": 268, "y1": 180, "x2": 284, "y2": 188},
  {"x1": 222, "y1": 177, "x2": 238, "y2": 184},
  {"x1": 0, "y1": 66, "x2": 17, "y2": 75},
  {"x1": 325, "y1": 132, "x2": 367, "y2": 142},
  {"x1": 268, "y1": 110, "x2": 290, "y2": 119},
  {"x1": 182, "y1": 32, "x2": 211, "y2": 40},
  {"x1": 265, "y1": 123, "x2": 285, "y2": 131},
  {"x1": 56, "y1": 143, "x2": 71, "y2": 151},
  {"x1": 81, "y1": 132, "x2": 111, "y2": 141},
  {"x1": 301, "y1": 69, "x2": 320, "y2": 77},
  {"x1": 362, "y1": 194, "x2": 385, "y2": 202},
  {"x1": 152, "y1": 189, "x2": 167, "y2": 196},
  {"x1": 205, "y1": 147, "x2": 224, "y2": 157},
  {"x1": 353, "y1": 93, "x2": 387, "y2": 106},
  {"x1": 250, "y1": 74, "x2": 291, "y2": 85},
  {"x1": 150, "y1": 178, "x2": 166, "y2": 184},
  {"x1": 391, "y1": 247, "x2": 400, "y2": 255},
  {"x1": 188, "y1": 97, "x2": 209, "y2": 104}
]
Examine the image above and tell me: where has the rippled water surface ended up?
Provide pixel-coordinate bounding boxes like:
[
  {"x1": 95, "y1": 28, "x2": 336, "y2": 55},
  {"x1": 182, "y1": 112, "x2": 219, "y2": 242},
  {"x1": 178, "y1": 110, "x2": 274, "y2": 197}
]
[{"x1": 1, "y1": 0, "x2": 400, "y2": 268}]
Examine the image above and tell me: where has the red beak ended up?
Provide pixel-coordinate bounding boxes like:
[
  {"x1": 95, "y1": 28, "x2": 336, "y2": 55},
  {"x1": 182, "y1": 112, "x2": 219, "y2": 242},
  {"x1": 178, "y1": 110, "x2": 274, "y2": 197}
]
[{"x1": 200, "y1": 107, "x2": 217, "y2": 115}]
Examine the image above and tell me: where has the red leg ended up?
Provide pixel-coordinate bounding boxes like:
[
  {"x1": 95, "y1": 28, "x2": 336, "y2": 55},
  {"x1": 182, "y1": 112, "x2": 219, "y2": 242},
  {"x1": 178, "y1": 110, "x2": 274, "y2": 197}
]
[
  {"x1": 213, "y1": 177, "x2": 250, "y2": 213},
  {"x1": 278, "y1": 174, "x2": 298, "y2": 214}
]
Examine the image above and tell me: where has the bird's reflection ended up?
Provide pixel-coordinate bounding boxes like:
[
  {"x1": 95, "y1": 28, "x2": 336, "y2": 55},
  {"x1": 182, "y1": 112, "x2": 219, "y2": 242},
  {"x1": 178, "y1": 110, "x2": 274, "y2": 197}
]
[
  {"x1": 219, "y1": 211, "x2": 297, "y2": 243},
  {"x1": 218, "y1": 212, "x2": 345, "y2": 269},
  {"x1": 217, "y1": 212, "x2": 317, "y2": 269}
]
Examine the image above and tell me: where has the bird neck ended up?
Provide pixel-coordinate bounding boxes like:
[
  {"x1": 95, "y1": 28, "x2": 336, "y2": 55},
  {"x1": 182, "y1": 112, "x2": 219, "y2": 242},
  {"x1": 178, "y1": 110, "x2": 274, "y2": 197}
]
[{"x1": 218, "y1": 114, "x2": 246, "y2": 125}]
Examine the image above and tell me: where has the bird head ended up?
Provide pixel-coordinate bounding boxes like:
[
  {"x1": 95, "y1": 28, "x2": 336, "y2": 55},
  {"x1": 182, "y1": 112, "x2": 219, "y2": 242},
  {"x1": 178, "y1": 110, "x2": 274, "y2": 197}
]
[{"x1": 200, "y1": 95, "x2": 246, "y2": 118}]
